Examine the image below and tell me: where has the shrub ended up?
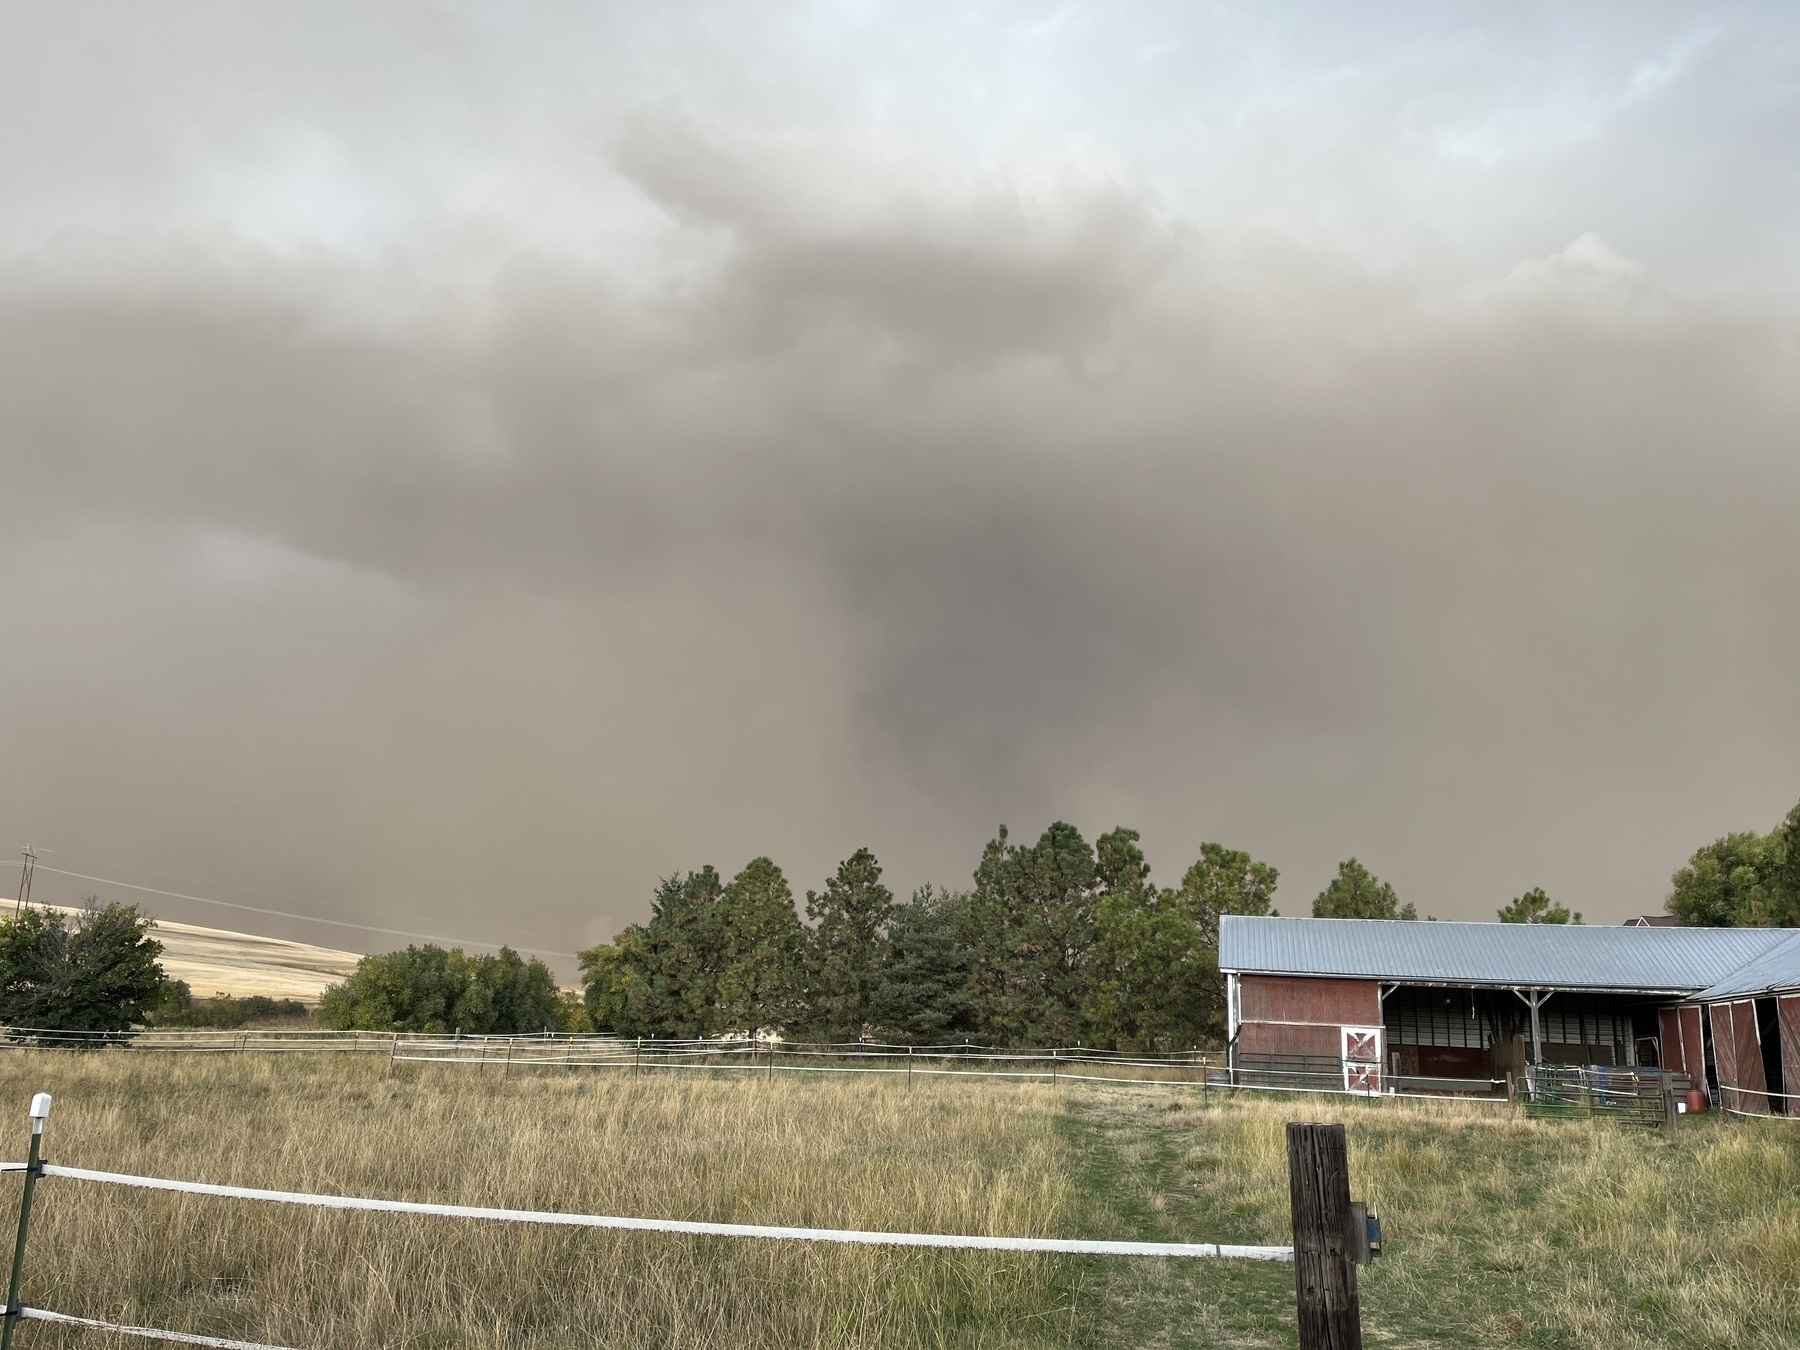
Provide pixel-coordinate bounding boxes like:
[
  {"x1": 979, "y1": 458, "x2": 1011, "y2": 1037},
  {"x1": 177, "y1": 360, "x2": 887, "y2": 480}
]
[{"x1": 149, "y1": 982, "x2": 311, "y2": 1028}]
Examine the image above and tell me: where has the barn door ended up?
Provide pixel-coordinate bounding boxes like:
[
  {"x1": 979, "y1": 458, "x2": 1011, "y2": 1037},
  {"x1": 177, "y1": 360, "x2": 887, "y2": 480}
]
[{"x1": 1342, "y1": 1025, "x2": 1383, "y2": 1093}]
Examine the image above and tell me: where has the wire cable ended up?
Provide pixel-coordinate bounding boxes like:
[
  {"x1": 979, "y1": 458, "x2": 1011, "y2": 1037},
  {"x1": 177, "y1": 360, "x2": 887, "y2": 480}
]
[
  {"x1": 14, "y1": 863, "x2": 576, "y2": 960},
  {"x1": 6, "y1": 849, "x2": 571, "y2": 945}
]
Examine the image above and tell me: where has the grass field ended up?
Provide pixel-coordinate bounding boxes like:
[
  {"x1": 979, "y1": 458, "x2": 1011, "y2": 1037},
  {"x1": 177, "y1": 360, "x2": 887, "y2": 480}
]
[{"x1": 0, "y1": 1055, "x2": 1793, "y2": 1349}]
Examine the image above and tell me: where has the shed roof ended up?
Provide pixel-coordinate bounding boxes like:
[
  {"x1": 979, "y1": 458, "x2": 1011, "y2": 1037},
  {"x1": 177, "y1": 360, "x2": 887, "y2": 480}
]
[
  {"x1": 1219, "y1": 915, "x2": 1792, "y2": 993},
  {"x1": 1692, "y1": 929, "x2": 1800, "y2": 1002}
]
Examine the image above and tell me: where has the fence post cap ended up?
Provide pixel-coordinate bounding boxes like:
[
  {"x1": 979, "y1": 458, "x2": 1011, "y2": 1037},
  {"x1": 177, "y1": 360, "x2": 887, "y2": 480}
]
[{"x1": 28, "y1": 1094, "x2": 50, "y2": 1122}]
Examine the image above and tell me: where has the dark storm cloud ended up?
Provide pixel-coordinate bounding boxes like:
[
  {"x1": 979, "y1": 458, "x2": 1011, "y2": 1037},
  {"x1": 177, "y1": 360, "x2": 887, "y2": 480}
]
[{"x1": 1, "y1": 4, "x2": 1797, "y2": 961}]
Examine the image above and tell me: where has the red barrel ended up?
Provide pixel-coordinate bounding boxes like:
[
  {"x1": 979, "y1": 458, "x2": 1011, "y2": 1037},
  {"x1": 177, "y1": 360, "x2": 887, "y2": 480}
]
[{"x1": 1686, "y1": 1089, "x2": 1709, "y2": 1114}]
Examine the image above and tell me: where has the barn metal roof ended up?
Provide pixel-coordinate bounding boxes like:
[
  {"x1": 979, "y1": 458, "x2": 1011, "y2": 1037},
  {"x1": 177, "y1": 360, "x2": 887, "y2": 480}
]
[
  {"x1": 1692, "y1": 929, "x2": 1800, "y2": 1002},
  {"x1": 1218, "y1": 915, "x2": 1793, "y2": 993}
]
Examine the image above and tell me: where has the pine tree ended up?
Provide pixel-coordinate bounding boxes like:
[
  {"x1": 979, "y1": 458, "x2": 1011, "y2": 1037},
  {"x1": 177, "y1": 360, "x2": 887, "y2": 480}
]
[
  {"x1": 1170, "y1": 843, "x2": 1279, "y2": 945},
  {"x1": 1313, "y1": 859, "x2": 1414, "y2": 919},
  {"x1": 1496, "y1": 888, "x2": 1580, "y2": 924},
  {"x1": 712, "y1": 857, "x2": 805, "y2": 1033},
  {"x1": 868, "y1": 887, "x2": 976, "y2": 1043},
  {"x1": 1082, "y1": 829, "x2": 1221, "y2": 1050},
  {"x1": 804, "y1": 848, "x2": 895, "y2": 1040},
  {"x1": 1082, "y1": 889, "x2": 1213, "y2": 1051},
  {"x1": 969, "y1": 821, "x2": 1101, "y2": 1045},
  {"x1": 596, "y1": 868, "x2": 728, "y2": 1038}
]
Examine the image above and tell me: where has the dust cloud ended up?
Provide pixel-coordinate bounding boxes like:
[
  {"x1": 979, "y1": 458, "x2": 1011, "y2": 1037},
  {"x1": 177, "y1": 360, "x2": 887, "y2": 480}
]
[{"x1": 1, "y1": 5, "x2": 1796, "y2": 968}]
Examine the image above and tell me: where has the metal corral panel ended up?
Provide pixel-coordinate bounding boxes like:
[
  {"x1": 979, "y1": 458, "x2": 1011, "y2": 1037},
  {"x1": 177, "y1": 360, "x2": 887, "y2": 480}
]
[
  {"x1": 1220, "y1": 915, "x2": 1790, "y2": 993},
  {"x1": 1692, "y1": 929, "x2": 1800, "y2": 1001}
]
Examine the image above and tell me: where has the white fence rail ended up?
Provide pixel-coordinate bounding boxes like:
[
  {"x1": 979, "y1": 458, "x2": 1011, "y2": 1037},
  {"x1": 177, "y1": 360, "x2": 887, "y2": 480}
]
[
  {"x1": 0, "y1": 1088, "x2": 1296, "y2": 1349},
  {"x1": 35, "y1": 1162, "x2": 1294, "y2": 1260}
]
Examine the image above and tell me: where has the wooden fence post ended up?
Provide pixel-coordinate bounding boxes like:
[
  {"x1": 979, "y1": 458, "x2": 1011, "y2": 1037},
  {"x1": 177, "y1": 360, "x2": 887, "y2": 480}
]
[{"x1": 1287, "y1": 1121, "x2": 1362, "y2": 1350}]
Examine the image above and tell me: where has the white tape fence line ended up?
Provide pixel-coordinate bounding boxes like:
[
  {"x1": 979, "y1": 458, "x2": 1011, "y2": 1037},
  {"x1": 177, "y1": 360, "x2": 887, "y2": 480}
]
[
  {"x1": 18, "y1": 1307, "x2": 298, "y2": 1350},
  {"x1": 35, "y1": 1164, "x2": 1294, "y2": 1261}
]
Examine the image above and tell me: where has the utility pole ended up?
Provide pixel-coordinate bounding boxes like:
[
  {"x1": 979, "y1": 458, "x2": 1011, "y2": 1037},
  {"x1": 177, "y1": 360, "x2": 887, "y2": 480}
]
[{"x1": 12, "y1": 848, "x2": 33, "y2": 914}]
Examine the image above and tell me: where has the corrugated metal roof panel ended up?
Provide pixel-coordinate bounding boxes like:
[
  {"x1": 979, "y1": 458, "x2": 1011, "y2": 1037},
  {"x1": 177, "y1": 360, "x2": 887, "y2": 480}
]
[
  {"x1": 1693, "y1": 930, "x2": 1800, "y2": 1001},
  {"x1": 1218, "y1": 915, "x2": 1792, "y2": 992}
]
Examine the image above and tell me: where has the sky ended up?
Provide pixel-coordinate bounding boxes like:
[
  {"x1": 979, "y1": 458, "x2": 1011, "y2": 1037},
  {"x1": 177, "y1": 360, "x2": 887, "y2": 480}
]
[{"x1": 1, "y1": 2, "x2": 1797, "y2": 967}]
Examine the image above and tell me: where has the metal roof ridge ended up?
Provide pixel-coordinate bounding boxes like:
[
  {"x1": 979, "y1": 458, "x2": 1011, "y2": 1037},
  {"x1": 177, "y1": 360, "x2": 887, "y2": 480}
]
[{"x1": 1690, "y1": 927, "x2": 1800, "y2": 1002}]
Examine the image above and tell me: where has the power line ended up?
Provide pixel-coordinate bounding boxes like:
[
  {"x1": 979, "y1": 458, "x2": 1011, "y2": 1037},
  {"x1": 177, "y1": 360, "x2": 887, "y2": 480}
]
[
  {"x1": 15, "y1": 845, "x2": 572, "y2": 944},
  {"x1": 0, "y1": 860, "x2": 577, "y2": 960}
]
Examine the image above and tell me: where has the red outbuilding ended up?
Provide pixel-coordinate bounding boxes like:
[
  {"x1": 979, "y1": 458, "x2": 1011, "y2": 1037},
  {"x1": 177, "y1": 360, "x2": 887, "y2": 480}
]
[{"x1": 1220, "y1": 915, "x2": 1794, "y2": 1101}]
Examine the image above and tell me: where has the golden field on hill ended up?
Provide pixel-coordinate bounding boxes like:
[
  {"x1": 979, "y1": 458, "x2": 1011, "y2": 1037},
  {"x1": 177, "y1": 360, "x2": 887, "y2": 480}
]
[
  {"x1": 0, "y1": 1053, "x2": 1792, "y2": 1348},
  {"x1": 37, "y1": 905, "x2": 361, "y2": 1002}
]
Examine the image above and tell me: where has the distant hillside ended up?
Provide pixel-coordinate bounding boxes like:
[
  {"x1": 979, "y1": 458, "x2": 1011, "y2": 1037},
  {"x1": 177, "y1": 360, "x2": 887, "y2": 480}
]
[{"x1": 36, "y1": 905, "x2": 361, "y2": 1002}]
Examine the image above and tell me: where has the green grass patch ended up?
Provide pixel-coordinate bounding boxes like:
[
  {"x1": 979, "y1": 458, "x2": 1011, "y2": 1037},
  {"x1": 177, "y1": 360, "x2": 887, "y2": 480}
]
[{"x1": 1057, "y1": 1085, "x2": 1800, "y2": 1349}]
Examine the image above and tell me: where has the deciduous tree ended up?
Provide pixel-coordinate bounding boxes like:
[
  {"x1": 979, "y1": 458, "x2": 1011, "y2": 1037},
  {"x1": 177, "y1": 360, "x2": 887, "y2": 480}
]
[
  {"x1": 0, "y1": 900, "x2": 167, "y2": 1035},
  {"x1": 318, "y1": 944, "x2": 560, "y2": 1033},
  {"x1": 1666, "y1": 830, "x2": 1786, "y2": 926}
]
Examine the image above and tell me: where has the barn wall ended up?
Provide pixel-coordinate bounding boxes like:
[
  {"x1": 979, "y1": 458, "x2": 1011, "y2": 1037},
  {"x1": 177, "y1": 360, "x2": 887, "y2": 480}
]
[
  {"x1": 1659, "y1": 1008, "x2": 1684, "y2": 1072},
  {"x1": 1237, "y1": 1021, "x2": 1342, "y2": 1059},
  {"x1": 1233, "y1": 975, "x2": 1383, "y2": 1082},
  {"x1": 1711, "y1": 1003, "x2": 1739, "y2": 1104},
  {"x1": 1732, "y1": 999, "x2": 1768, "y2": 1112},
  {"x1": 1712, "y1": 1000, "x2": 1769, "y2": 1114},
  {"x1": 1239, "y1": 975, "x2": 1381, "y2": 1027},
  {"x1": 1780, "y1": 995, "x2": 1800, "y2": 1112},
  {"x1": 1678, "y1": 1006, "x2": 1706, "y2": 1093}
]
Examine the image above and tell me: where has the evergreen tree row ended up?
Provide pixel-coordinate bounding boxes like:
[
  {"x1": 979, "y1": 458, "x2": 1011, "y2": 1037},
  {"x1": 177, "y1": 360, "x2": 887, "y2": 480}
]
[{"x1": 579, "y1": 823, "x2": 1281, "y2": 1050}]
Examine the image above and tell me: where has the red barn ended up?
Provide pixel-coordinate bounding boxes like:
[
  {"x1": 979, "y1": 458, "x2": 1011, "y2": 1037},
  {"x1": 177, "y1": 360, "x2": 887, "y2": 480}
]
[
  {"x1": 1692, "y1": 930, "x2": 1800, "y2": 1115},
  {"x1": 1219, "y1": 915, "x2": 1793, "y2": 1099}
]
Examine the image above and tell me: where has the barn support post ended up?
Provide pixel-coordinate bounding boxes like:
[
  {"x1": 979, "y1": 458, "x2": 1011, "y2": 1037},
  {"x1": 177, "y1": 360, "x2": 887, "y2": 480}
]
[
  {"x1": 1287, "y1": 1121, "x2": 1362, "y2": 1350},
  {"x1": 1226, "y1": 972, "x2": 1241, "y2": 1076},
  {"x1": 1512, "y1": 988, "x2": 1549, "y2": 1067}
]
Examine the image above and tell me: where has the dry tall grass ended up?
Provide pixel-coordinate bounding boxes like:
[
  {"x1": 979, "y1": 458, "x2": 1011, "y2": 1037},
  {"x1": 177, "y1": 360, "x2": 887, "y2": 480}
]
[
  {"x1": 4, "y1": 1055, "x2": 1796, "y2": 1349},
  {"x1": 0, "y1": 1054, "x2": 1078, "y2": 1349}
]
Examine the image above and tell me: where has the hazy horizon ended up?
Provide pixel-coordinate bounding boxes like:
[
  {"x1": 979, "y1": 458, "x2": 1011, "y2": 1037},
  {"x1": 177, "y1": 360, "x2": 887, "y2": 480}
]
[{"x1": 3, "y1": 3, "x2": 1797, "y2": 972}]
